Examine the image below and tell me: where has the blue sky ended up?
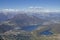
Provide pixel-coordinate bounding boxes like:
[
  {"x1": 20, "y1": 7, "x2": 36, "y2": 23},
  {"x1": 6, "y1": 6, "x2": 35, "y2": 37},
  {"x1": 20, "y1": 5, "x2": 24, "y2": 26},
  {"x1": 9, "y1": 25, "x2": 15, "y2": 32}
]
[{"x1": 0, "y1": 0, "x2": 60, "y2": 10}]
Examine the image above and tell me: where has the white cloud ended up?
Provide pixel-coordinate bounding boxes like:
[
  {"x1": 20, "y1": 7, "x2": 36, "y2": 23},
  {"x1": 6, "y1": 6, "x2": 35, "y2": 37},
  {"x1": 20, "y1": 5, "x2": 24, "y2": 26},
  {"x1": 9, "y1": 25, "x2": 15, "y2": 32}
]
[
  {"x1": 0, "y1": 7, "x2": 60, "y2": 13},
  {"x1": 22, "y1": 6, "x2": 51, "y2": 13},
  {"x1": 2, "y1": 9, "x2": 20, "y2": 12},
  {"x1": 22, "y1": 6, "x2": 60, "y2": 13},
  {"x1": 28, "y1": 6, "x2": 43, "y2": 9},
  {"x1": 0, "y1": 9, "x2": 21, "y2": 15}
]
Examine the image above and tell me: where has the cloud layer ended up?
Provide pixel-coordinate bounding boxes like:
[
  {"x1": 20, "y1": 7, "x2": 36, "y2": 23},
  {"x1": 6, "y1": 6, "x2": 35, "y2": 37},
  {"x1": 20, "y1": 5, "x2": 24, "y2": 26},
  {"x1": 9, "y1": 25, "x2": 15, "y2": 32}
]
[
  {"x1": 23, "y1": 6, "x2": 60, "y2": 13},
  {"x1": 0, "y1": 7, "x2": 60, "y2": 13}
]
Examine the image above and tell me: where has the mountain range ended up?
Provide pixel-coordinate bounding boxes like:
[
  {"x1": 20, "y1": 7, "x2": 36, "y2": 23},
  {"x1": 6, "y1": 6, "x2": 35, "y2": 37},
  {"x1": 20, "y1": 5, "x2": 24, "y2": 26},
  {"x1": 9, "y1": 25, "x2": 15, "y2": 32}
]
[{"x1": 0, "y1": 11, "x2": 60, "y2": 40}]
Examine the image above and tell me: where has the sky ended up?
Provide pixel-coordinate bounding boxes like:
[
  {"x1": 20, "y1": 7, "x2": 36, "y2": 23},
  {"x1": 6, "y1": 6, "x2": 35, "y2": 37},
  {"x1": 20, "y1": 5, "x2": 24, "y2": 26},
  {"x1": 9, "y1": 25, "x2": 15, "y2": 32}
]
[{"x1": 0, "y1": 0, "x2": 60, "y2": 12}]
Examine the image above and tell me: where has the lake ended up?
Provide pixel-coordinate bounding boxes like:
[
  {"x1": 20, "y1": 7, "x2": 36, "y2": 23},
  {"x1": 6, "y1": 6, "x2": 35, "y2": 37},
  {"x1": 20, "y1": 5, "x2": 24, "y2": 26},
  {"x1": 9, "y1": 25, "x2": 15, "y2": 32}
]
[
  {"x1": 40, "y1": 28, "x2": 53, "y2": 35},
  {"x1": 21, "y1": 25, "x2": 39, "y2": 31}
]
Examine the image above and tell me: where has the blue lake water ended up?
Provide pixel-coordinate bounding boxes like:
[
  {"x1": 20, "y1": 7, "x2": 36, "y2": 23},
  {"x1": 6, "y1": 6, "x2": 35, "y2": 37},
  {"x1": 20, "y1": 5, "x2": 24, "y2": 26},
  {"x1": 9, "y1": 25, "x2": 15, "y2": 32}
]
[
  {"x1": 20, "y1": 25, "x2": 53, "y2": 35},
  {"x1": 40, "y1": 29, "x2": 53, "y2": 35},
  {"x1": 21, "y1": 25, "x2": 38, "y2": 31}
]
